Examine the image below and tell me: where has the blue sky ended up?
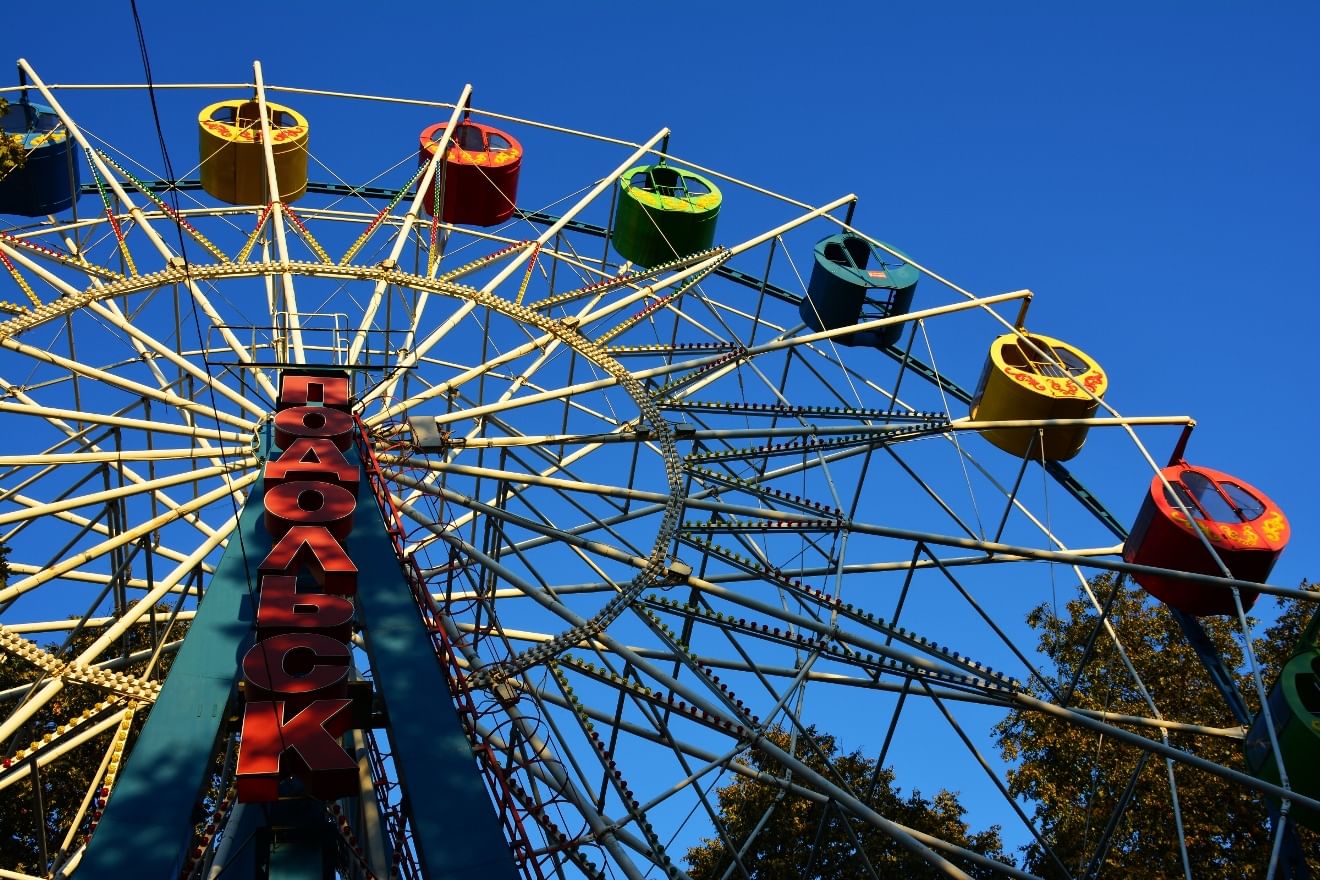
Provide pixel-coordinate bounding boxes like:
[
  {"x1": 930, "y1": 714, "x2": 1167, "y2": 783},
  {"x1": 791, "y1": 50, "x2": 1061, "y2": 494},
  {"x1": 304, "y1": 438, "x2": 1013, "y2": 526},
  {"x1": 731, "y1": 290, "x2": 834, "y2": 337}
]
[
  {"x1": 7, "y1": 4, "x2": 1314, "y2": 530},
  {"x1": 3, "y1": 0, "x2": 1318, "y2": 861},
  {"x1": 16, "y1": 0, "x2": 1302, "y2": 580}
]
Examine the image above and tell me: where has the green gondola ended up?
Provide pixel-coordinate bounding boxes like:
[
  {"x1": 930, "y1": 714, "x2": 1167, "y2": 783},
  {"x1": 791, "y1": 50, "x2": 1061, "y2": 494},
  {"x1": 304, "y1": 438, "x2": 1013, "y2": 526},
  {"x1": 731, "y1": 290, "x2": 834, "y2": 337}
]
[{"x1": 612, "y1": 164, "x2": 720, "y2": 267}]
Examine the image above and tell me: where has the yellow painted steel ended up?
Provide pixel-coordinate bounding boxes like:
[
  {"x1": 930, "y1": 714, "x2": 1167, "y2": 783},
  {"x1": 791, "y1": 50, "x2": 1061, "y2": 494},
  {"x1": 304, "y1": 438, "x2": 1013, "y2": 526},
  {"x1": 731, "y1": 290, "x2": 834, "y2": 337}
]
[
  {"x1": 969, "y1": 331, "x2": 1106, "y2": 461},
  {"x1": 0, "y1": 252, "x2": 39, "y2": 306},
  {"x1": 198, "y1": 99, "x2": 309, "y2": 206},
  {"x1": 95, "y1": 149, "x2": 230, "y2": 262}
]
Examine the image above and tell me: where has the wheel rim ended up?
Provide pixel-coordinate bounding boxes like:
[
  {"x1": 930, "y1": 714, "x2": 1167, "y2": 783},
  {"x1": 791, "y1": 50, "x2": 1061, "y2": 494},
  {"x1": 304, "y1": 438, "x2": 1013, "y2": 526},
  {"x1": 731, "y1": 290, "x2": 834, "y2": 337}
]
[{"x1": 0, "y1": 68, "x2": 1303, "y2": 879}]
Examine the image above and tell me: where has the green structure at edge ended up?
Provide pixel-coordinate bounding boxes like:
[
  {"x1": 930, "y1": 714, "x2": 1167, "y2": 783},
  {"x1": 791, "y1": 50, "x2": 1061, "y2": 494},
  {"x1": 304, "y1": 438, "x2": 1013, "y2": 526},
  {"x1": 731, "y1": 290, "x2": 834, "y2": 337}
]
[{"x1": 1245, "y1": 611, "x2": 1320, "y2": 831}]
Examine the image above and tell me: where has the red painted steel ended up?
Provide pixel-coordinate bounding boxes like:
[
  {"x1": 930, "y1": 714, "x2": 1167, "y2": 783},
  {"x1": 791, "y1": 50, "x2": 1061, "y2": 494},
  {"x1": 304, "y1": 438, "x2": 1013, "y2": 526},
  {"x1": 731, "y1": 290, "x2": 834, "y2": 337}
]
[
  {"x1": 353, "y1": 415, "x2": 546, "y2": 879},
  {"x1": 237, "y1": 373, "x2": 364, "y2": 802},
  {"x1": 278, "y1": 374, "x2": 352, "y2": 411},
  {"x1": 262, "y1": 480, "x2": 358, "y2": 540},
  {"x1": 259, "y1": 525, "x2": 359, "y2": 595},
  {"x1": 418, "y1": 121, "x2": 523, "y2": 227},
  {"x1": 274, "y1": 405, "x2": 355, "y2": 450},
  {"x1": 264, "y1": 437, "x2": 360, "y2": 488},
  {"x1": 241, "y1": 632, "x2": 351, "y2": 701},
  {"x1": 236, "y1": 699, "x2": 358, "y2": 801},
  {"x1": 256, "y1": 574, "x2": 355, "y2": 641}
]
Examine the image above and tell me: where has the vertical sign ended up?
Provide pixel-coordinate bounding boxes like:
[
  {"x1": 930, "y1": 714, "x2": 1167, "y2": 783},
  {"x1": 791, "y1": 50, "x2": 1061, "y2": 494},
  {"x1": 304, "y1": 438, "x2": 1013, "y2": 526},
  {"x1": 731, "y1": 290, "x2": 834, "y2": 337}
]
[
  {"x1": 235, "y1": 371, "x2": 364, "y2": 801},
  {"x1": 84, "y1": 368, "x2": 520, "y2": 878}
]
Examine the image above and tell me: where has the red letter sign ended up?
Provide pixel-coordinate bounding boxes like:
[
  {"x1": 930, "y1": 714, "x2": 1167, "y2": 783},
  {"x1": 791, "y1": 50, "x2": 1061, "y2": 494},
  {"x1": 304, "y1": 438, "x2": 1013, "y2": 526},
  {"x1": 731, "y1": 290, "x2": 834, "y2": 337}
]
[
  {"x1": 259, "y1": 525, "x2": 358, "y2": 595},
  {"x1": 241, "y1": 632, "x2": 350, "y2": 703},
  {"x1": 263, "y1": 481, "x2": 357, "y2": 541},
  {"x1": 236, "y1": 700, "x2": 357, "y2": 802},
  {"x1": 256, "y1": 575, "x2": 354, "y2": 641},
  {"x1": 264, "y1": 438, "x2": 360, "y2": 489},
  {"x1": 274, "y1": 406, "x2": 354, "y2": 451},
  {"x1": 239, "y1": 371, "x2": 366, "y2": 803},
  {"x1": 279, "y1": 375, "x2": 350, "y2": 411}
]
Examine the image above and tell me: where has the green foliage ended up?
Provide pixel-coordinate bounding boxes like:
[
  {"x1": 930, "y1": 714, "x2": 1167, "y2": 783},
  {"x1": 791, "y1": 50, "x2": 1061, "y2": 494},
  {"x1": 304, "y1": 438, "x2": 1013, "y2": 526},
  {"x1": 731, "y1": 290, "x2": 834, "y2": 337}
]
[
  {"x1": 0, "y1": 98, "x2": 27, "y2": 174},
  {"x1": 685, "y1": 727, "x2": 1013, "y2": 879},
  {"x1": 0, "y1": 610, "x2": 188, "y2": 874},
  {"x1": 996, "y1": 576, "x2": 1320, "y2": 878}
]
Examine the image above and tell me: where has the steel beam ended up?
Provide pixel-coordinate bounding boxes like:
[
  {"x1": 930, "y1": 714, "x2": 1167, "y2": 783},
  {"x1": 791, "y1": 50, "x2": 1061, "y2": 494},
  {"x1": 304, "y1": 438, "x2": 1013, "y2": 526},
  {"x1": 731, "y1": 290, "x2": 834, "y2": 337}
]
[{"x1": 77, "y1": 490, "x2": 264, "y2": 878}]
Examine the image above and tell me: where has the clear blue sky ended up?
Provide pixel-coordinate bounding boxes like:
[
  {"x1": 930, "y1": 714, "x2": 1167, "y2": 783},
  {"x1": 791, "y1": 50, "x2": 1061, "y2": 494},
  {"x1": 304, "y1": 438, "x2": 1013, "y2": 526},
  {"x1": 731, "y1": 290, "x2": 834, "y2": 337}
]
[
  {"x1": 4, "y1": 0, "x2": 1317, "y2": 859},
  {"x1": 14, "y1": 0, "x2": 1308, "y2": 577}
]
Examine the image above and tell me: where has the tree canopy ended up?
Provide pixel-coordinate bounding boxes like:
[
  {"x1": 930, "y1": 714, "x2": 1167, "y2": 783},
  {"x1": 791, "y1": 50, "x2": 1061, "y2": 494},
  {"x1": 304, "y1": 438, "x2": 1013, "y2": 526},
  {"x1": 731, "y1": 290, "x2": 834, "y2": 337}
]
[
  {"x1": 996, "y1": 575, "x2": 1320, "y2": 878},
  {"x1": 0, "y1": 602, "x2": 187, "y2": 875},
  {"x1": 684, "y1": 727, "x2": 1012, "y2": 879},
  {"x1": 682, "y1": 578, "x2": 1319, "y2": 879},
  {"x1": 0, "y1": 98, "x2": 27, "y2": 174}
]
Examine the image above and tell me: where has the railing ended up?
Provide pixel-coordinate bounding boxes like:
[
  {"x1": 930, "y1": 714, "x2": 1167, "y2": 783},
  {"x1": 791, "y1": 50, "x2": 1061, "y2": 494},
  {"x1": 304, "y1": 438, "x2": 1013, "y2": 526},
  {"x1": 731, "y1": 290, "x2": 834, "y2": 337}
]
[{"x1": 353, "y1": 416, "x2": 545, "y2": 880}]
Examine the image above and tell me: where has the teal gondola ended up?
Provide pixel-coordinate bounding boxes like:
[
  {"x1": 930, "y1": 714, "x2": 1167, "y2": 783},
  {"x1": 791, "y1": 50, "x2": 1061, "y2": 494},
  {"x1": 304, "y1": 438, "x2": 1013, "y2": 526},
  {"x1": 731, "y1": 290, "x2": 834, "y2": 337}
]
[{"x1": 799, "y1": 233, "x2": 918, "y2": 347}]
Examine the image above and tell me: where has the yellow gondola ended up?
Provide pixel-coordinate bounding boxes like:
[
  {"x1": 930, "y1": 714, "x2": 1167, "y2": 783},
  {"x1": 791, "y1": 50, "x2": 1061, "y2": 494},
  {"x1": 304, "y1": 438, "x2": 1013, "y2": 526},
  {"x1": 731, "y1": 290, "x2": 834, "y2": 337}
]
[
  {"x1": 199, "y1": 99, "x2": 308, "y2": 206},
  {"x1": 969, "y1": 332, "x2": 1105, "y2": 461}
]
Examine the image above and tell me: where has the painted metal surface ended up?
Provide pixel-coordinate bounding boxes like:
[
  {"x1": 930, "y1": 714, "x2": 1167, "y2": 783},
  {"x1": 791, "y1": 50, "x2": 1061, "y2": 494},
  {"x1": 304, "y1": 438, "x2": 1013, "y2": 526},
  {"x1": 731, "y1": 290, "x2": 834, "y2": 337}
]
[
  {"x1": 237, "y1": 378, "x2": 364, "y2": 803},
  {"x1": 418, "y1": 120, "x2": 521, "y2": 227},
  {"x1": 348, "y1": 445, "x2": 522, "y2": 878},
  {"x1": 969, "y1": 331, "x2": 1106, "y2": 461},
  {"x1": 1245, "y1": 612, "x2": 1320, "y2": 831},
  {"x1": 799, "y1": 232, "x2": 919, "y2": 347},
  {"x1": 199, "y1": 98, "x2": 309, "y2": 205},
  {"x1": 80, "y1": 370, "x2": 518, "y2": 878},
  {"x1": 77, "y1": 485, "x2": 266, "y2": 879},
  {"x1": 1124, "y1": 462, "x2": 1288, "y2": 615},
  {"x1": 612, "y1": 164, "x2": 720, "y2": 267},
  {"x1": 0, "y1": 99, "x2": 79, "y2": 216},
  {"x1": 7, "y1": 60, "x2": 1309, "y2": 876}
]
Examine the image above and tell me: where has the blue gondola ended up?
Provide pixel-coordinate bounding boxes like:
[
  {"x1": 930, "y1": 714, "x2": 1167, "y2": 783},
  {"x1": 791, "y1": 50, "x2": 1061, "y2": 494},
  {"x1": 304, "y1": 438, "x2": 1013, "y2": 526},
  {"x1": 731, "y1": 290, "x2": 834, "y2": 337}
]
[{"x1": 0, "y1": 99, "x2": 79, "y2": 217}]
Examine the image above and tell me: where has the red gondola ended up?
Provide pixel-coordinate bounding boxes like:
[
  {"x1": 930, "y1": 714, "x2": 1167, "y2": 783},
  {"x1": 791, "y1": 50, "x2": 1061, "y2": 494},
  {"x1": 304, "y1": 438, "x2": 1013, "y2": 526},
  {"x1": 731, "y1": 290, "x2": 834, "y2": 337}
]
[
  {"x1": 1123, "y1": 462, "x2": 1289, "y2": 615},
  {"x1": 418, "y1": 120, "x2": 521, "y2": 227}
]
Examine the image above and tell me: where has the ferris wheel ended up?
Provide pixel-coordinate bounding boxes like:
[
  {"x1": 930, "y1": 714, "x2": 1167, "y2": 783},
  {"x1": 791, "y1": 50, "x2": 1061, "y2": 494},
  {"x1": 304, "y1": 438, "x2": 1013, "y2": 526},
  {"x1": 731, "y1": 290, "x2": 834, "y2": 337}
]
[{"x1": 0, "y1": 61, "x2": 1313, "y2": 880}]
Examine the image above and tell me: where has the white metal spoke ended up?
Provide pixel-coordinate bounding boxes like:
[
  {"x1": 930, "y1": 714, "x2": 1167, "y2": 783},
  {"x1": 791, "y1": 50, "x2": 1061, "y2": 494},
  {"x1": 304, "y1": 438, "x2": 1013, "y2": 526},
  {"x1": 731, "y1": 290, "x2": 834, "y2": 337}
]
[
  {"x1": 252, "y1": 61, "x2": 304, "y2": 363},
  {"x1": 0, "y1": 398, "x2": 248, "y2": 442},
  {"x1": 0, "y1": 446, "x2": 249, "y2": 465},
  {"x1": 0, "y1": 70, "x2": 1298, "y2": 880},
  {"x1": 83, "y1": 299, "x2": 268, "y2": 420},
  {"x1": 0, "y1": 459, "x2": 254, "y2": 526},
  {"x1": 0, "y1": 472, "x2": 254, "y2": 603},
  {"x1": 2, "y1": 493, "x2": 219, "y2": 569},
  {"x1": 362, "y1": 127, "x2": 671, "y2": 408},
  {"x1": 347, "y1": 84, "x2": 472, "y2": 364},
  {"x1": 3, "y1": 336, "x2": 253, "y2": 430}
]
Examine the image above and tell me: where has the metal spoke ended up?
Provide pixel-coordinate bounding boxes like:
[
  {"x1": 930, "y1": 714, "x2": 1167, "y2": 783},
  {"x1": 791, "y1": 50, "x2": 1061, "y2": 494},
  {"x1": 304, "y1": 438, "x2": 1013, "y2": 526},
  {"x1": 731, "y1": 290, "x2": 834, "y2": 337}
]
[{"x1": 0, "y1": 70, "x2": 1299, "y2": 880}]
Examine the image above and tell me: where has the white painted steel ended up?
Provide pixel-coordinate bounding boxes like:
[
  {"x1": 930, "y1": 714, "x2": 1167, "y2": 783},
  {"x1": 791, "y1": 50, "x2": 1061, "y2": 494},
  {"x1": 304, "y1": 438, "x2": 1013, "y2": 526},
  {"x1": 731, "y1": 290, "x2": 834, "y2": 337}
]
[{"x1": 0, "y1": 73, "x2": 1306, "y2": 880}]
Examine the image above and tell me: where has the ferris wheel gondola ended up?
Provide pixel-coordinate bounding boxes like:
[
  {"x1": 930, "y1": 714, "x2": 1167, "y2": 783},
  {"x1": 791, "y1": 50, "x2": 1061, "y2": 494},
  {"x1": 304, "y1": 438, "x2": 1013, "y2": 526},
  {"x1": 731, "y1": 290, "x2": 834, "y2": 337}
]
[{"x1": 0, "y1": 59, "x2": 1311, "y2": 879}]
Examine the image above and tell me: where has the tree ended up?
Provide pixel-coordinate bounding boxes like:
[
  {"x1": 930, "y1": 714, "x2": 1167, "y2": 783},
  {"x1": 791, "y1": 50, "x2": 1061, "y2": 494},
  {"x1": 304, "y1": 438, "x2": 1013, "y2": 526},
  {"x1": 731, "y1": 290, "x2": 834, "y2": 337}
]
[
  {"x1": 996, "y1": 575, "x2": 1320, "y2": 878},
  {"x1": 0, "y1": 98, "x2": 27, "y2": 175},
  {"x1": 685, "y1": 727, "x2": 1013, "y2": 878},
  {"x1": 0, "y1": 602, "x2": 189, "y2": 874}
]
